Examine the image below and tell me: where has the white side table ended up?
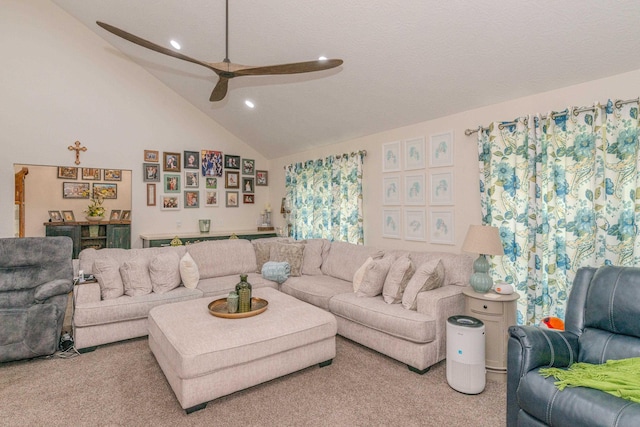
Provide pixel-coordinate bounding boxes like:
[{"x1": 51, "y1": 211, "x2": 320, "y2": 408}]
[{"x1": 462, "y1": 287, "x2": 519, "y2": 382}]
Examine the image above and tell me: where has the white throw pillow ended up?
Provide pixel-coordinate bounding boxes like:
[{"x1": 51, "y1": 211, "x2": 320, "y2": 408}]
[
  {"x1": 402, "y1": 259, "x2": 444, "y2": 310},
  {"x1": 382, "y1": 254, "x2": 415, "y2": 304},
  {"x1": 356, "y1": 255, "x2": 396, "y2": 297},
  {"x1": 179, "y1": 252, "x2": 200, "y2": 289},
  {"x1": 120, "y1": 258, "x2": 152, "y2": 297},
  {"x1": 352, "y1": 256, "x2": 375, "y2": 292},
  {"x1": 93, "y1": 257, "x2": 124, "y2": 300},
  {"x1": 149, "y1": 251, "x2": 181, "y2": 294}
]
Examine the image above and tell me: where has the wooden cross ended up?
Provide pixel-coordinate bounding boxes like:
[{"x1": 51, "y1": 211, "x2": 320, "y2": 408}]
[{"x1": 68, "y1": 141, "x2": 87, "y2": 165}]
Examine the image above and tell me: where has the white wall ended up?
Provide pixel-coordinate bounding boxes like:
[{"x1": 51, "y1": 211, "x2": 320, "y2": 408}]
[
  {"x1": 269, "y1": 69, "x2": 640, "y2": 252},
  {"x1": 1, "y1": 0, "x2": 270, "y2": 246}
]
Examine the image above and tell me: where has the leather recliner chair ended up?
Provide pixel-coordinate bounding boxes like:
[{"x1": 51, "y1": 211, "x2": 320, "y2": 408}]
[
  {"x1": 507, "y1": 265, "x2": 640, "y2": 426},
  {"x1": 0, "y1": 236, "x2": 73, "y2": 362}
]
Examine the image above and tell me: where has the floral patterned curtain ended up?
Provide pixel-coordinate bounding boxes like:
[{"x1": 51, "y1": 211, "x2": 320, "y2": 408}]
[
  {"x1": 285, "y1": 152, "x2": 365, "y2": 243},
  {"x1": 478, "y1": 100, "x2": 640, "y2": 325}
]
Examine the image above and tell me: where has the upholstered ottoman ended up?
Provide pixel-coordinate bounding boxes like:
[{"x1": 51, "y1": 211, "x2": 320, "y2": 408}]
[{"x1": 147, "y1": 287, "x2": 337, "y2": 413}]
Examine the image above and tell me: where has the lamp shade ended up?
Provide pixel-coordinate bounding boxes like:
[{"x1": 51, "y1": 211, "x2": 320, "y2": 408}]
[{"x1": 462, "y1": 225, "x2": 504, "y2": 256}]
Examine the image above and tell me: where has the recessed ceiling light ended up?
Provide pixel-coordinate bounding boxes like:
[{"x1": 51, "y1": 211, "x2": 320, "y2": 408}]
[
  {"x1": 170, "y1": 40, "x2": 181, "y2": 50},
  {"x1": 245, "y1": 100, "x2": 255, "y2": 109},
  {"x1": 318, "y1": 56, "x2": 327, "y2": 61}
]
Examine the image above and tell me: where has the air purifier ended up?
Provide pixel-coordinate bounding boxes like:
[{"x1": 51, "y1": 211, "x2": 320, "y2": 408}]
[{"x1": 446, "y1": 315, "x2": 486, "y2": 394}]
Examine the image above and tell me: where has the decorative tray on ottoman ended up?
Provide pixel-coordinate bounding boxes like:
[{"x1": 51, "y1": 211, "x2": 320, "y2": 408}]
[{"x1": 208, "y1": 297, "x2": 268, "y2": 319}]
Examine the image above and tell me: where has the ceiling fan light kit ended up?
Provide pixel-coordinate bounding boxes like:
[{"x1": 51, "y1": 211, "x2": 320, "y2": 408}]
[{"x1": 96, "y1": 1, "x2": 342, "y2": 102}]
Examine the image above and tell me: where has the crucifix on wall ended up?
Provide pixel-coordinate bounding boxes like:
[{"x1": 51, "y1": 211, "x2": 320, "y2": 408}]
[{"x1": 68, "y1": 141, "x2": 87, "y2": 165}]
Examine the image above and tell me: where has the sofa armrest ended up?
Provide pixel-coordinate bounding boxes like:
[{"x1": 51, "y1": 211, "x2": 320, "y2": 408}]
[
  {"x1": 73, "y1": 282, "x2": 101, "y2": 306},
  {"x1": 416, "y1": 285, "x2": 464, "y2": 361},
  {"x1": 33, "y1": 279, "x2": 73, "y2": 303},
  {"x1": 507, "y1": 325, "x2": 580, "y2": 427}
]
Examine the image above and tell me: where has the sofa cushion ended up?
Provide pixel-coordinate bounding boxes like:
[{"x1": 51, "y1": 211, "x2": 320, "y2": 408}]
[
  {"x1": 382, "y1": 254, "x2": 415, "y2": 304},
  {"x1": 301, "y1": 239, "x2": 330, "y2": 275},
  {"x1": 196, "y1": 273, "x2": 278, "y2": 298},
  {"x1": 321, "y1": 240, "x2": 384, "y2": 282},
  {"x1": 120, "y1": 258, "x2": 152, "y2": 297},
  {"x1": 269, "y1": 242, "x2": 305, "y2": 277},
  {"x1": 280, "y1": 275, "x2": 353, "y2": 310},
  {"x1": 179, "y1": 252, "x2": 199, "y2": 289},
  {"x1": 329, "y1": 293, "x2": 436, "y2": 343},
  {"x1": 356, "y1": 255, "x2": 396, "y2": 297},
  {"x1": 402, "y1": 259, "x2": 444, "y2": 310},
  {"x1": 387, "y1": 250, "x2": 473, "y2": 287},
  {"x1": 187, "y1": 240, "x2": 257, "y2": 279},
  {"x1": 79, "y1": 246, "x2": 187, "y2": 275},
  {"x1": 93, "y1": 258, "x2": 124, "y2": 300},
  {"x1": 149, "y1": 252, "x2": 181, "y2": 294},
  {"x1": 352, "y1": 257, "x2": 375, "y2": 292}
]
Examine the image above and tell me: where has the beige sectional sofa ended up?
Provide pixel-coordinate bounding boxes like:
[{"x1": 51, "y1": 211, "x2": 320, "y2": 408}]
[{"x1": 73, "y1": 237, "x2": 472, "y2": 373}]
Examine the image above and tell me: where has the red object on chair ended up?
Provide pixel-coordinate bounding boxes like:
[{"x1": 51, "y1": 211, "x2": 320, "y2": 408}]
[{"x1": 540, "y1": 316, "x2": 565, "y2": 330}]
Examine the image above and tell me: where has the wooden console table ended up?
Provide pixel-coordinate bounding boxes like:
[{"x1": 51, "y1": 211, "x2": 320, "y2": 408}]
[
  {"x1": 140, "y1": 230, "x2": 277, "y2": 248},
  {"x1": 45, "y1": 221, "x2": 131, "y2": 258}
]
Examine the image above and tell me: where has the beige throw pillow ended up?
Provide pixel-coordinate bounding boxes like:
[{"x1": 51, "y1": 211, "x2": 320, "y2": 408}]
[
  {"x1": 402, "y1": 259, "x2": 444, "y2": 310},
  {"x1": 179, "y1": 252, "x2": 200, "y2": 289},
  {"x1": 382, "y1": 254, "x2": 415, "y2": 304},
  {"x1": 269, "y1": 243, "x2": 305, "y2": 277},
  {"x1": 353, "y1": 257, "x2": 375, "y2": 292},
  {"x1": 149, "y1": 251, "x2": 181, "y2": 294},
  {"x1": 301, "y1": 239, "x2": 328, "y2": 276},
  {"x1": 356, "y1": 256, "x2": 396, "y2": 297},
  {"x1": 93, "y1": 258, "x2": 124, "y2": 300},
  {"x1": 253, "y1": 241, "x2": 274, "y2": 273},
  {"x1": 120, "y1": 258, "x2": 152, "y2": 297}
]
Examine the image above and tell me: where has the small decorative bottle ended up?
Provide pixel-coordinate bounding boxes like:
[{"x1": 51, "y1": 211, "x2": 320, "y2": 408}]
[
  {"x1": 226, "y1": 291, "x2": 239, "y2": 314},
  {"x1": 236, "y1": 274, "x2": 252, "y2": 313}
]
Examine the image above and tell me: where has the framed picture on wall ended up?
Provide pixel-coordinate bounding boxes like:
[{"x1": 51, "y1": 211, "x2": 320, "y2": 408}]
[
  {"x1": 242, "y1": 177, "x2": 254, "y2": 193},
  {"x1": 204, "y1": 190, "x2": 218, "y2": 207},
  {"x1": 201, "y1": 150, "x2": 223, "y2": 177},
  {"x1": 429, "y1": 131, "x2": 454, "y2": 167},
  {"x1": 256, "y1": 170, "x2": 268, "y2": 186},
  {"x1": 163, "y1": 152, "x2": 181, "y2": 172},
  {"x1": 242, "y1": 158, "x2": 255, "y2": 175},
  {"x1": 144, "y1": 150, "x2": 159, "y2": 162},
  {"x1": 382, "y1": 175, "x2": 400, "y2": 205},
  {"x1": 404, "y1": 173, "x2": 425, "y2": 205},
  {"x1": 224, "y1": 154, "x2": 240, "y2": 169},
  {"x1": 184, "y1": 190, "x2": 199, "y2": 208},
  {"x1": 57, "y1": 167, "x2": 78, "y2": 180},
  {"x1": 184, "y1": 171, "x2": 199, "y2": 188},
  {"x1": 93, "y1": 183, "x2": 117, "y2": 199},
  {"x1": 164, "y1": 174, "x2": 180, "y2": 193},
  {"x1": 404, "y1": 209, "x2": 426, "y2": 241},
  {"x1": 143, "y1": 163, "x2": 160, "y2": 182},
  {"x1": 429, "y1": 209, "x2": 455, "y2": 245},
  {"x1": 205, "y1": 177, "x2": 217, "y2": 189},
  {"x1": 382, "y1": 209, "x2": 401, "y2": 239},
  {"x1": 146, "y1": 184, "x2": 156, "y2": 206},
  {"x1": 382, "y1": 141, "x2": 401, "y2": 172},
  {"x1": 184, "y1": 151, "x2": 199, "y2": 170},
  {"x1": 104, "y1": 169, "x2": 122, "y2": 181},
  {"x1": 62, "y1": 182, "x2": 90, "y2": 199},
  {"x1": 404, "y1": 137, "x2": 425, "y2": 170},
  {"x1": 82, "y1": 168, "x2": 101, "y2": 180},
  {"x1": 160, "y1": 194, "x2": 180, "y2": 210},
  {"x1": 243, "y1": 194, "x2": 255, "y2": 204},
  {"x1": 226, "y1": 191, "x2": 239, "y2": 207},
  {"x1": 430, "y1": 172, "x2": 454, "y2": 205},
  {"x1": 225, "y1": 171, "x2": 239, "y2": 188}
]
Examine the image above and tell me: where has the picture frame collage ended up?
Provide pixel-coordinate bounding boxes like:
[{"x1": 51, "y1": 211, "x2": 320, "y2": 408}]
[
  {"x1": 52, "y1": 166, "x2": 128, "y2": 223},
  {"x1": 143, "y1": 149, "x2": 268, "y2": 210},
  {"x1": 381, "y1": 131, "x2": 455, "y2": 244}
]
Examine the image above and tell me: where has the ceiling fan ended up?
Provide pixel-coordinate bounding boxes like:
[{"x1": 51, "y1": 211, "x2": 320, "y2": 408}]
[{"x1": 96, "y1": 1, "x2": 343, "y2": 102}]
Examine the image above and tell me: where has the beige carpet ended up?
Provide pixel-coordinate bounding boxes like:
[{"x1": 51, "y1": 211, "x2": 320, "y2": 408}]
[{"x1": 0, "y1": 336, "x2": 505, "y2": 427}]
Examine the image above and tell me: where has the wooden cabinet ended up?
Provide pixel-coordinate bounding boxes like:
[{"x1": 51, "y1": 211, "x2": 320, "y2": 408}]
[
  {"x1": 45, "y1": 221, "x2": 131, "y2": 258},
  {"x1": 462, "y1": 287, "x2": 519, "y2": 382}
]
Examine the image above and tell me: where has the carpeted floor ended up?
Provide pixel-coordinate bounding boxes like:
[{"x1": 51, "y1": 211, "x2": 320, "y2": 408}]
[{"x1": 0, "y1": 336, "x2": 505, "y2": 427}]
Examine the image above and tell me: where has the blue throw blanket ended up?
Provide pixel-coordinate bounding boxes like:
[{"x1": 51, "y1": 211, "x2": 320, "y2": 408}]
[{"x1": 262, "y1": 261, "x2": 290, "y2": 284}]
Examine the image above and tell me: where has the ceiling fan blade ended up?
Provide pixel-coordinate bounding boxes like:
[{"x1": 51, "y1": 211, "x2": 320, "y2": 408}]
[
  {"x1": 96, "y1": 21, "x2": 217, "y2": 72},
  {"x1": 210, "y1": 77, "x2": 230, "y2": 101},
  {"x1": 234, "y1": 59, "x2": 343, "y2": 76}
]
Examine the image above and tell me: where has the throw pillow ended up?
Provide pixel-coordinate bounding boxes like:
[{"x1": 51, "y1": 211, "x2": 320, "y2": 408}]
[
  {"x1": 382, "y1": 254, "x2": 415, "y2": 304},
  {"x1": 93, "y1": 257, "x2": 124, "y2": 300},
  {"x1": 352, "y1": 257, "x2": 375, "y2": 292},
  {"x1": 356, "y1": 255, "x2": 396, "y2": 297},
  {"x1": 269, "y1": 243, "x2": 305, "y2": 277},
  {"x1": 149, "y1": 251, "x2": 181, "y2": 294},
  {"x1": 301, "y1": 239, "x2": 328, "y2": 276},
  {"x1": 179, "y1": 252, "x2": 200, "y2": 289},
  {"x1": 402, "y1": 259, "x2": 445, "y2": 310},
  {"x1": 253, "y1": 241, "x2": 274, "y2": 273},
  {"x1": 120, "y1": 258, "x2": 152, "y2": 297}
]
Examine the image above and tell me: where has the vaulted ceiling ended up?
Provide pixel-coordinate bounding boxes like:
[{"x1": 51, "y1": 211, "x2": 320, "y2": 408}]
[{"x1": 52, "y1": 0, "x2": 640, "y2": 159}]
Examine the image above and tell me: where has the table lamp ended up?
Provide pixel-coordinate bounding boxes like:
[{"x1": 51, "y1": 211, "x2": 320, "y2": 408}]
[{"x1": 462, "y1": 225, "x2": 504, "y2": 293}]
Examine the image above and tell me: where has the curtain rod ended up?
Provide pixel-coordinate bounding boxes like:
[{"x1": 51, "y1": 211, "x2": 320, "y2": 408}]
[
  {"x1": 464, "y1": 97, "x2": 639, "y2": 136},
  {"x1": 283, "y1": 150, "x2": 367, "y2": 170}
]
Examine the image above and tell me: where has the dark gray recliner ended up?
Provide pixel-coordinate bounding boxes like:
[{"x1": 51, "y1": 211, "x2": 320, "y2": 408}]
[
  {"x1": 0, "y1": 236, "x2": 73, "y2": 363},
  {"x1": 507, "y1": 265, "x2": 640, "y2": 426}
]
